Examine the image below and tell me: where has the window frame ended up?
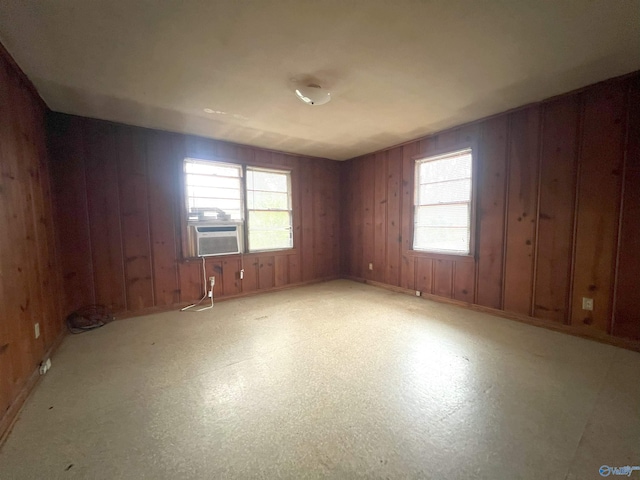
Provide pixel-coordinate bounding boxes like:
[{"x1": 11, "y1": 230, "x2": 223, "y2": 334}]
[
  {"x1": 409, "y1": 144, "x2": 477, "y2": 261},
  {"x1": 184, "y1": 158, "x2": 244, "y2": 223},
  {"x1": 180, "y1": 155, "x2": 297, "y2": 260},
  {"x1": 245, "y1": 166, "x2": 294, "y2": 253}
]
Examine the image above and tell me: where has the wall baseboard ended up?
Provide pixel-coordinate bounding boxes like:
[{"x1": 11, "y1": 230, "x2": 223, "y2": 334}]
[
  {"x1": 114, "y1": 275, "x2": 341, "y2": 320},
  {"x1": 0, "y1": 330, "x2": 67, "y2": 447},
  {"x1": 3, "y1": 274, "x2": 636, "y2": 447},
  {"x1": 0, "y1": 275, "x2": 339, "y2": 445},
  {"x1": 345, "y1": 275, "x2": 640, "y2": 353}
]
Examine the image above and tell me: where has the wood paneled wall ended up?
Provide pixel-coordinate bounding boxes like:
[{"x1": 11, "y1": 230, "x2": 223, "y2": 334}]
[
  {"x1": 342, "y1": 72, "x2": 640, "y2": 342},
  {"x1": 48, "y1": 114, "x2": 341, "y2": 317},
  {"x1": 0, "y1": 47, "x2": 64, "y2": 437}
]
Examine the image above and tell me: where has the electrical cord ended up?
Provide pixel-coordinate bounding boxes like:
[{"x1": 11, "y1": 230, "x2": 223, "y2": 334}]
[
  {"x1": 66, "y1": 305, "x2": 115, "y2": 333},
  {"x1": 194, "y1": 277, "x2": 214, "y2": 312},
  {"x1": 180, "y1": 257, "x2": 214, "y2": 312}
]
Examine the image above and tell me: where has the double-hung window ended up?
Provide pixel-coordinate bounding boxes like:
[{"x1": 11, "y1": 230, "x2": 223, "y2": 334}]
[
  {"x1": 185, "y1": 159, "x2": 243, "y2": 222},
  {"x1": 184, "y1": 158, "x2": 293, "y2": 253},
  {"x1": 413, "y1": 148, "x2": 473, "y2": 255},
  {"x1": 246, "y1": 167, "x2": 293, "y2": 251}
]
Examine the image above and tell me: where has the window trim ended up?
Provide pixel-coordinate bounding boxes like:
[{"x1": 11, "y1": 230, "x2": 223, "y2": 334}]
[
  {"x1": 184, "y1": 158, "x2": 244, "y2": 224},
  {"x1": 408, "y1": 143, "x2": 477, "y2": 260},
  {"x1": 179, "y1": 154, "x2": 298, "y2": 260},
  {"x1": 244, "y1": 165, "x2": 293, "y2": 253}
]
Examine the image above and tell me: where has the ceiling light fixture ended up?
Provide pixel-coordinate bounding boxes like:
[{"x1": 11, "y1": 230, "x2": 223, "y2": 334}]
[{"x1": 294, "y1": 82, "x2": 331, "y2": 106}]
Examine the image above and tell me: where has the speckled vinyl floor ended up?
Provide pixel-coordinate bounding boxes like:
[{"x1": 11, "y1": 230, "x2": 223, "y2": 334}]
[{"x1": 0, "y1": 280, "x2": 638, "y2": 479}]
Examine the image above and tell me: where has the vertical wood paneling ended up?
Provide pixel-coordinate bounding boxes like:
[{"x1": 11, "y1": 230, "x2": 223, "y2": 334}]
[
  {"x1": 30, "y1": 98, "x2": 63, "y2": 347},
  {"x1": 258, "y1": 256, "x2": 275, "y2": 290},
  {"x1": 373, "y1": 152, "x2": 387, "y2": 282},
  {"x1": 16, "y1": 84, "x2": 48, "y2": 360},
  {"x1": 178, "y1": 260, "x2": 203, "y2": 302},
  {"x1": 288, "y1": 159, "x2": 303, "y2": 284},
  {"x1": 312, "y1": 161, "x2": 327, "y2": 278},
  {"x1": 453, "y1": 261, "x2": 475, "y2": 303},
  {"x1": 386, "y1": 147, "x2": 402, "y2": 286},
  {"x1": 300, "y1": 158, "x2": 315, "y2": 282},
  {"x1": 40, "y1": 72, "x2": 640, "y2": 358},
  {"x1": 476, "y1": 116, "x2": 508, "y2": 309},
  {"x1": 434, "y1": 260, "x2": 453, "y2": 298},
  {"x1": 287, "y1": 253, "x2": 302, "y2": 285},
  {"x1": 275, "y1": 255, "x2": 289, "y2": 287},
  {"x1": 437, "y1": 130, "x2": 458, "y2": 152},
  {"x1": 534, "y1": 96, "x2": 580, "y2": 322},
  {"x1": 362, "y1": 155, "x2": 375, "y2": 280},
  {"x1": 329, "y1": 162, "x2": 341, "y2": 276},
  {"x1": 117, "y1": 128, "x2": 154, "y2": 310},
  {"x1": 419, "y1": 137, "x2": 437, "y2": 157},
  {"x1": 340, "y1": 160, "x2": 352, "y2": 276},
  {"x1": 351, "y1": 158, "x2": 364, "y2": 277},
  {"x1": 339, "y1": 72, "x2": 639, "y2": 345},
  {"x1": 503, "y1": 107, "x2": 540, "y2": 315},
  {"x1": 242, "y1": 257, "x2": 260, "y2": 294},
  {"x1": 415, "y1": 258, "x2": 433, "y2": 295},
  {"x1": 50, "y1": 117, "x2": 95, "y2": 313},
  {"x1": 0, "y1": 49, "x2": 63, "y2": 438},
  {"x1": 1, "y1": 64, "x2": 38, "y2": 406},
  {"x1": 312, "y1": 160, "x2": 335, "y2": 279},
  {"x1": 147, "y1": 132, "x2": 179, "y2": 306},
  {"x1": 222, "y1": 259, "x2": 242, "y2": 297},
  {"x1": 254, "y1": 149, "x2": 273, "y2": 165},
  {"x1": 207, "y1": 259, "x2": 224, "y2": 299},
  {"x1": 14, "y1": 78, "x2": 46, "y2": 365},
  {"x1": 50, "y1": 115, "x2": 340, "y2": 311},
  {"x1": 84, "y1": 122, "x2": 126, "y2": 311},
  {"x1": 457, "y1": 123, "x2": 480, "y2": 145},
  {"x1": 571, "y1": 83, "x2": 626, "y2": 331},
  {"x1": 400, "y1": 144, "x2": 418, "y2": 290},
  {"x1": 614, "y1": 77, "x2": 640, "y2": 340},
  {"x1": 215, "y1": 140, "x2": 239, "y2": 161}
]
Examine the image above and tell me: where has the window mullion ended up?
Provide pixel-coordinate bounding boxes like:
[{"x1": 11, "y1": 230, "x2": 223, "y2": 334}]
[{"x1": 242, "y1": 163, "x2": 249, "y2": 253}]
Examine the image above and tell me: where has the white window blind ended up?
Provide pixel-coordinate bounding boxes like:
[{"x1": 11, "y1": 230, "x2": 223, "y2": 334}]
[
  {"x1": 184, "y1": 159, "x2": 243, "y2": 222},
  {"x1": 246, "y1": 167, "x2": 293, "y2": 251},
  {"x1": 413, "y1": 148, "x2": 473, "y2": 254}
]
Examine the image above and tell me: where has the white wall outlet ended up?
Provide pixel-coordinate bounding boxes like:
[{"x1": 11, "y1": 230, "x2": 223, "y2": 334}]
[
  {"x1": 34, "y1": 323, "x2": 40, "y2": 339},
  {"x1": 39, "y1": 358, "x2": 51, "y2": 375},
  {"x1": 368, "y1": 263, "x2": 373, "y2": 271},
  {"x1": 240, "y1": 269, "x2": 244, "y2": 280},
  {"x1": 209, "y1": 276, "x2": 215, "y2": 286},
  {"x1": 415, "y1": 291, "x2": 421, "y2": 297},
  {"x1": 582, "y1": 297, "x2": 594, "y2": 311}
]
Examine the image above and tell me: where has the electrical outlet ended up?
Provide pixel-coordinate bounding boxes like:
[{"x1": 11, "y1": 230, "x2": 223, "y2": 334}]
[
  {"x1": 415, "y1": 291, "x2": 421, "y2": 297},
  {"x1": 240, "y1": 269, "x2": 244, "y2": 280},
  {"x1": 368, "y1": 263, "x2": 373, "y2": 271},
  {"x1": 209, "y1": 276, "x2": 215, "y2": 286},
  {"x1": 34, "y1": 323, "x2": 40, "y2": 339},
  {"x1": 39, "y1": 358, "x2": 51, "y2": 375},
  {"x1": 582, "y1": 297, "x2": 594, "y2": 311}
]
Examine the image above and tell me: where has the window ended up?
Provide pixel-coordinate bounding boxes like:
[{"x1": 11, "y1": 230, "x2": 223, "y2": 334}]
[
  {"x1": 185, "y1": 159, "x2": 243, "y2": 222},
  {"x1": 246, "y1": 167, "x2": 293, "y2": 251},
  {"x1": 184, "y1": 158, "x2": 293, "y2": 253},
  {"x1": 413, "y1": 148, "x2": 473, "y2": 255}
]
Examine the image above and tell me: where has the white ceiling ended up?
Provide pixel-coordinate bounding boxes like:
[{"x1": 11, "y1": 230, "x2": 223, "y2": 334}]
[{"x1": 1, "y1": 1, "x2": 639, "y2": 160}]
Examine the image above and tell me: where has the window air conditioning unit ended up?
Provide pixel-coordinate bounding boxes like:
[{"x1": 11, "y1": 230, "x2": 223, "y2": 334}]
[{"x1": 195, "y1": 224, "x2": 242, "y2": 257}]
